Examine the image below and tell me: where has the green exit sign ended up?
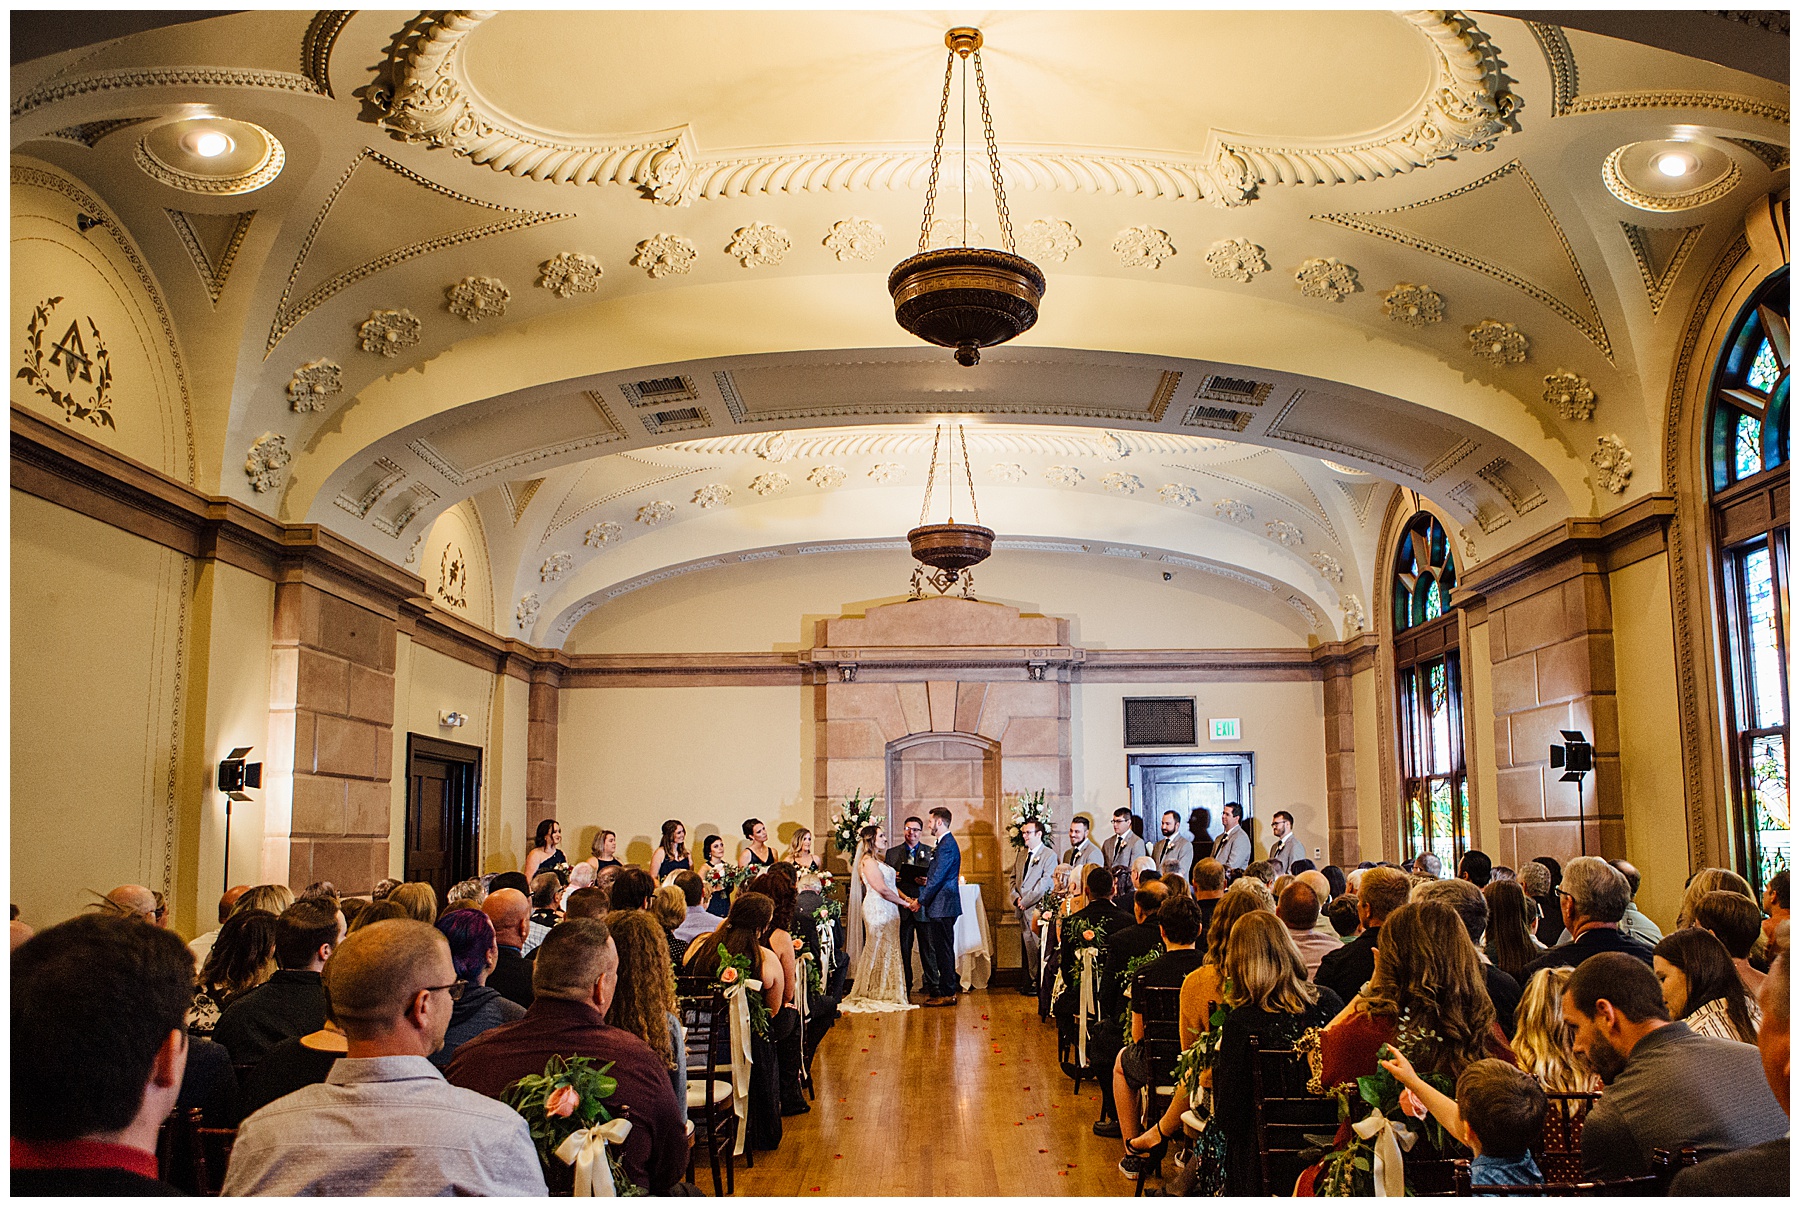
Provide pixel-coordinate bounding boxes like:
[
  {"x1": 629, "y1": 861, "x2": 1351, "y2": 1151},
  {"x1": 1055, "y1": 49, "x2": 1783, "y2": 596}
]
[{"x1": 1209, "y1": 718, "x2": 1241, "y2": 741}]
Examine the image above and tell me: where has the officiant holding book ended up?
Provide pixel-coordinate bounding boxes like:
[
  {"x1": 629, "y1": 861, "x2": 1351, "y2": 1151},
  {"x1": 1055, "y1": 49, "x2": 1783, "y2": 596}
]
[{"x1": 885, "y1": 817, "x2": 932, "y2": 994}]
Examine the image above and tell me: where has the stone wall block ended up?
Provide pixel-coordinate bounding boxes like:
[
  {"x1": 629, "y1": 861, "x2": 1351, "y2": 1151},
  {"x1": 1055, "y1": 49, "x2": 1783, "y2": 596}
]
[
  {"x1": 914, "y1": 758, "x2": 977, "y2": 799},
  {"x1": 825, "y1": 758, "x2": 887, "y2": 800},
  {"x1": 1000, "y1": 715, "x2": 1062, "y2": 758},
  {"x1": 295, "y1": 648, "x2": 349, "y2": 715},
  {"x1": 827, "y1": 683, "x2": 909, "y2": 744},
  {"x1": 269, "y1": 646, "x2": 299, "y2": 707},
  {"x1": 822, "y1": 718, "x2": 887, "y2": 760},
  {"x1": 290, "y1": 773, "x2": 347, "y2": 834},
  {"x1": 955, "y1": 681, "x2": 988, "y2": 735},
  {"x1": 999, "y1": 755, "x2": 1066, "y2": 796},
  {"x1": 314, "y1": 714, "x2": 378, "y2": 778},
  {"x1": 1491, "y1": 654, "x2": 1539, "y2": 714},
  {"x1": 1510, "y1": 703, "x2": 1576, "y2": 767},
  {"x1": 897, "y1": 682, "x2": 931, "y2": 736},
  {"x1": 1496, "y1": 765, "x2": 1546, "y2": 822},
  {"x1": 372, "y1": 728, "x2": 393, "y2": 781},
  {"x1": 310, "y1": 839, "x2": 381, "y2": 895},
  {"x1": 306, "y1": 591, "x2": 396, "y2": 672},
  {"x1": 1493, "y1": 714, "x2": 1512, "y2": 767},
  {"x1": 926, "y1": 681, "x2": 958, "y2": 732},
  {"x1": 526, "y1": 759, "x2": 558, "y2": 804},
  {"x1": 529, "y1": 680, "x2": 558, "y2": 724},
  {"x1": 1570, "y1": 696, "x2": 1621, "y2": 757},
  {"x1": 1499, "y1": 587, "x2": 1575, "y2": 658},
  {"x1": 1571, "y1": 573, "x2": 1613, "y2": 634},
  {"x1": 1509, "y1": 820, "x2": 1583, "y2": 866},
  {"x1": 1535, "y1": 638, "x2": 1595, "y2": 705},
  {"x1": 346, "y1": 663, "x2": 394, "y2": 724},
  {"x1": 286, "y1": 838, "x2": 314, "y2": 888},
  {"x1": 346, "y1": 778, "x2": 391, "y2": 835}
]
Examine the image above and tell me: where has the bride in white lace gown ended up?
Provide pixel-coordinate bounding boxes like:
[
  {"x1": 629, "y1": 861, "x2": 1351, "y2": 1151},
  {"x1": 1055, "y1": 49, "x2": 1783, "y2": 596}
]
[{"x1": 839, "y1": 824, "x2": 919, "y2": 1013}]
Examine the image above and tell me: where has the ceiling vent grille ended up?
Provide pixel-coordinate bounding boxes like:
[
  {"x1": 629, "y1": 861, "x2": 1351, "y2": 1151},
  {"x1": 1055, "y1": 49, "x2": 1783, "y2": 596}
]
[
  {"x1": 640, "y1": 405, "x2": 710, "y2": 435},
  {"x1": 1180, "y1": 403, "x2": 1253, "y2": 432},
  {"x1": 1124, "y1": 696, "x2": 1198, "y2": 747},
  {"x1": 620, "y1": 375, "x2": 698, "y2": 408},
  {"x1": 1197, "y1": 374, "x2": 1274, "y2": 405}
]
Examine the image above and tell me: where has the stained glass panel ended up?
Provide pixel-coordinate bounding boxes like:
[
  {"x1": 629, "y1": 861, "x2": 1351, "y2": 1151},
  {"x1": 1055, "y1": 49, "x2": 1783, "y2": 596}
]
[
  {"x1": 1748, "y1": 338, "x2": 1780, "y2": 392},
  {"x1": 1736, "y1": 411, "x2": 1764, "y2": 480},
  {"x1": 1424, "y1": 579, "x2": 1442, "y2": 620},
  {"x1": 1744, "y1": 545, "x2": 1786, "y2": 728},
  {"x1": 1751, "y1": 734, "x2": 1790, "y2": 887}
]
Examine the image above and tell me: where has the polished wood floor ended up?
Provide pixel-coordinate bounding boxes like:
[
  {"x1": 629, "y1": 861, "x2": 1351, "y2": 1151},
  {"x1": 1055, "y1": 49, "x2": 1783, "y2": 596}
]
[{"x1": 733, "y1": 988, "x2": 1131, "y2": 1196}]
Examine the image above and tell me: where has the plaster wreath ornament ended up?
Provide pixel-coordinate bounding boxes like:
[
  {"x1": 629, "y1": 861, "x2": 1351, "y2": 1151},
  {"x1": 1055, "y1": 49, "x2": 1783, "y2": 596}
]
[
  {"x1": 926, "y1": 217, "x2": 987, "y2": 249},
  {"x1": 1381, "y1": 283, "x2": 1445, "y2": 327},
  {"x1": 823, "y1": 218, "x2": 886, "y2": 263},
  {"x1": 244, "y1": 432, "x2": 291, "y2": 493},
  {"x1": 631, "y1": 233, "x2": 698, "y2": 279},
  {"x1": 691, "y1": 483, "x2": 731, "y2": 509},
  {"x1": 1006, "y1": 790, "x2": 1053, "y2": 850},
  {"x1": 516, "y1": 593, "x2": 541, "y2": 631},
  {"x1": 1468, "y1": 319, "x2": 1529, "y2": 365},
  {"x1": 1018, "y1": 218, "x2": 1080, "y2": 264},
  {"x1": 1159, "y1": 483, "x2": 1202, "y2": 508},
  {"x1": 1205, "y1": 238, "x2": 1269, "y2": 283},
  {"x1": 1295, "y1": 257, "x2": 1362, "y2": 302},
  {"x1": 1266, "y1": 519, "x2": 1305, "y2": 547},
  {"x1": 635, "y1": 500, "x2": 676, "y2": 526},
  {"x1": 1044, "y1": 464, "x2": 1085, "y2": 487},
  {"x1": 1342, "y1": 594, "x2": 1368, "y2": 635},
  {"x1": 807, "y1": 465, "x2": 848, "y2": 489},
  {"x1": 357, "y1": 308, "x2": 421, "y2": 357},
  {"x1": 583, "y1": 520, "x2": 623, "y2": 548},
  {"x1": 1591, "y1": 434, "x2": 1634, "y2": 495},
  {"x1": 18, "y1": 297, "x2": 116, "y2": 429},
  {"x1": 726, "y1": 223, "x2": 791, "y2": 268},
  {"x1": 285, "y1": 358, "x2": 342, "y2": 412},
  {"x1": 867, "y1": 462, "x2": 905, "y2": 484},
  {"x1": 1310, "y1": 551, "x2": 1345, "y2": 583},
  {"x1": 1112, "y1": 224, "x2": 1176, "y2": 270},
  {"x1": 748, "y1": 471, "x2": 791, "y2": 496},
  {"x1": 1101, "y1": 471, "x2": 1144, "y2": 495},
  {"x1": 537, "y1": 252, "x2": 603, "y2": 298},
  {"x1": 1214, "y1": 498, "x2": 1254, "y2": 523},
  {"x1": 539, "y1": 552, "x2": 573, "y2": 583},
  {"x1": 445, "y1": 275, "x2": 510, "y2": 322},
  {"x1": 988, "y1": 462, "x2": 1026, "y2": 484},
  {"x1": 438, "y1": 546, "x2": 469, "y2": 609},
  {"x1": 1543, "y1": 370, "x2": 1597, "y2": 420}
]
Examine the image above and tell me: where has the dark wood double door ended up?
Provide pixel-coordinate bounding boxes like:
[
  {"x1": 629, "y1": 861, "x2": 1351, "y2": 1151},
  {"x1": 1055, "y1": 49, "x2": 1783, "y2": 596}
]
[{"x1": 405, "y1": 734, "x2": 481, "y2": 902}]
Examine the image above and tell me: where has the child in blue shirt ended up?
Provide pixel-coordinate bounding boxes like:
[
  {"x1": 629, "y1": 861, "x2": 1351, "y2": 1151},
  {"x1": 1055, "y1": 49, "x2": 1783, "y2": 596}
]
[{"x1": 1378, "y1": 1049, "x2": 1547, "y2": 1192}]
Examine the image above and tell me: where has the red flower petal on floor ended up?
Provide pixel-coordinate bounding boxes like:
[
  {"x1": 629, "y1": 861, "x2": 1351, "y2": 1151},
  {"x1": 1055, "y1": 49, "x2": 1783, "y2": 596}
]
[
  {"x1": 1039, "y1": 1149, "x2": 1049, "y2": 1154},
  {"x1": 810, "y1": 1188, "x2": 821, "y2": 1193},
  {"x1": 834, "y1": 1155, "x2": 843, "y2": 1160},
  {"x1": 1058, "y1": 1171, "x2": 1068, "y2": 1177},
  {"x1": 1022, "y1": 1086, "x2": 1030, "y2": 1090},
  {"x1": 1014, "y1": 1122, "x2": 1023, "y2": 1127}
]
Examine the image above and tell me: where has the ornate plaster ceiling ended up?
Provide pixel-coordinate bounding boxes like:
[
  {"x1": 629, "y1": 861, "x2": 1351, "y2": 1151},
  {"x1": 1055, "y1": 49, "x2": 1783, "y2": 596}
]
[{"x1": 9, "y1": 10, "x2": 1789, "y2": 645}]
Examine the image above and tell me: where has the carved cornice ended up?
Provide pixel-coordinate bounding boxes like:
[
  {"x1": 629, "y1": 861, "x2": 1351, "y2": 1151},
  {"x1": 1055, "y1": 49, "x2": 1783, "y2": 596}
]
[
  {"x1": 12, "y1": 67, "x2": 326, "y2": 120},
  {"x1": 369, "y1": 10, "x2": 1516, "y2": 207},
  {"x1": 301, "y1": 11, "x2": 355, "y2": 98},
  {"x1": 1452, "y1": 492, "x2": 1676, "y2": 605},
  {"x1": 1529, "y1": 22, "x2": 1788, "y2": 124}
]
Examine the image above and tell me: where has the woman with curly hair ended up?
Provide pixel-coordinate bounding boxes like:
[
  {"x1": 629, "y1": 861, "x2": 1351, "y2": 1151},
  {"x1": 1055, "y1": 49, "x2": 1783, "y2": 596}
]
[
  {"x1": 1297, "y1": 901, "x2": 1514, "y2": 1195},
  {"x1": 1510, "y1": 966, "x2": 1599, "y2": 1093},
  {"x1": 1653, "y1": 927, "x2": 1759, "y2": 1043},
  {"x1": 189, "y1": 908, "x2": 278, "y2": 1036},
  {"x1": 604, "y1": 909, "x2": 687, "y2": 1109}
]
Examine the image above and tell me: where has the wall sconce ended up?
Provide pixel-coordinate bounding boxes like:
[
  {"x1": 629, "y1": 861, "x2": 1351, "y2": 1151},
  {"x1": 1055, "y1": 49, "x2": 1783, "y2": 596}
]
[{"x1": 216, "y1": 746, "x2": 262, "y2": 894}]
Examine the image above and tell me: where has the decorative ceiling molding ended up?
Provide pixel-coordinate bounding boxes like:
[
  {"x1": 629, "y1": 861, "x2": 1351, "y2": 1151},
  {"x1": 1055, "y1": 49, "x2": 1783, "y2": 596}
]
[
  {"x1": 1601, "y1": 147, "x2": 1742, "y2": 212},
  {"x1": 1528, "y1": 22, "x2": 1789, "y2": 124},
  {"x1": 661, "y1": 425, "x2": 1236, "y2": 461},
  {"x1": 367, "y1": 10, "x2": 1516, "y2": 208},
  {"x1": 1620, "y1": 222, "x2": 1705, "y2": 315},
  {"x1": 42, "y1": 117, "x2": 153, "y2": 147},
  {"x1": 1722, "y1": 137, "x2": 1790, "y2": 171},
  {"x1": 539, "y1": 464, "x2": 710, "y2": 544},
  {"x1": 502, "y1": 477, "x2": 544, "y2": 524},
  {"x1": 1314, "y1": 160, "x2": 1615, "y2": 361},
  {"x1": 301, "y1": 10, "x2": 354, "y2": 99},
  {"x1": 263, "y1": 148, "x2": 572, "y2": 357},
  {"x1": 13, "y1": 67, "x2": 326, "y2": 120},
  {"x1": 709, "y1": 363, "x2": 1182, "y2": 424},
  {"x1": 164, "y1": 209, "x2": 255, "y2": 305}
]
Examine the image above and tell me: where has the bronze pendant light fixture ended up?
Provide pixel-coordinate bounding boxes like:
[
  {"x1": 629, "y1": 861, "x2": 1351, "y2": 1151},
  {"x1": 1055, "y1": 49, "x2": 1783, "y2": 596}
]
[
  {"x1": 907, "y1": 423, "x2": 993, "y2": 599},
  {"x1": 889, "y1": 28, "x2": 1045, "y2": 367}
]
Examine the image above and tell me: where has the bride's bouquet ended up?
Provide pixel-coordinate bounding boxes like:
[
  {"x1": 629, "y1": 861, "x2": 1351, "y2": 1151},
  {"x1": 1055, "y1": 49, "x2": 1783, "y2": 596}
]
[
  {"x1": 830, "y1": 789, "x2": 877, "y2": 855},
  {"x1": 1005, "y1": 790, "x2": 1052, "y2": 849}
]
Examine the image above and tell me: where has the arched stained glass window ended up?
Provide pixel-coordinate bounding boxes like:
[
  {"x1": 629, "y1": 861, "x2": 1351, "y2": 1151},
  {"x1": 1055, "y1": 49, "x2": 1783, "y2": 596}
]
[
  {"x1": 1709, "y1": 269, "x2": 1790, "y2": 890},
  {"x1": 1393, "y1": 513, "x2": 1458, "y2": 633},
  {"x1": 1391, "y1": 511, "x2": 1469, "y2": 866}
]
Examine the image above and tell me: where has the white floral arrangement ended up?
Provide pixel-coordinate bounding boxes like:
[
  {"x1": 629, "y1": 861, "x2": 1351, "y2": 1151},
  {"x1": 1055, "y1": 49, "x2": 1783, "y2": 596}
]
[
  {"x1": 1006, "y1": 790, "x2": 1053, "y2": 850},
  {"x1": 830, "y1": 790, "x2": 877, "y2": 855}
]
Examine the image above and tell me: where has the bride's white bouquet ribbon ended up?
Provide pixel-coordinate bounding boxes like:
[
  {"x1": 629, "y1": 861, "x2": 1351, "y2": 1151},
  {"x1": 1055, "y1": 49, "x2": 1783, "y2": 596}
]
[
  {"x1": 723, "y1": 977, "x2": 762, "y2": 1156},
  {"x1": 1350, "y1": 1108, "x2": 1417, "y2": 1197},
  {"x1": 554, "y1": 1117, "x2": 634, "y2": 1197},
  {"x1": 1076, "y1": 947, "x2": 1101, "y2": 1068}
]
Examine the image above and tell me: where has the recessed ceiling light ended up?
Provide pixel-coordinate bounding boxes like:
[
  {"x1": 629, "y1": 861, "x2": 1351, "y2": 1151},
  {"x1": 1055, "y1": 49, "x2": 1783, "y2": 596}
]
[
  {"x1": 182, "y1": 129, "x2": 233, "y2": 159},
  {"x1": 1655, "y1": 152, "x2": 1696, "y2": 178}
]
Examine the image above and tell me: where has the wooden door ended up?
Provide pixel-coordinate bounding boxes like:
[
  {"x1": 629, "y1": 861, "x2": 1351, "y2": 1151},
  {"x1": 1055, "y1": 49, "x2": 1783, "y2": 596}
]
[{"x1": 405, "y1": 735, "x2": 481, "y2": 902}]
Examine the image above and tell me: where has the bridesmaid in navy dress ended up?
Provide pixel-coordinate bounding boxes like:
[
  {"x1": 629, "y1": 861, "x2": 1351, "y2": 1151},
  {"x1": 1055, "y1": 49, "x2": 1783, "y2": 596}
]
[{"x1": 652, "y1": 819, "x2": 691, "y2": 881}]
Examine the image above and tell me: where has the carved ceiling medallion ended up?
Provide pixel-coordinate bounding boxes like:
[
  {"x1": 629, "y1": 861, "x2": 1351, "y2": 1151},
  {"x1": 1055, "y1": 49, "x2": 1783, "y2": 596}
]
[
  {"x1": 446, "y1": 275, "x2": 510, "y2": 322},
  {"x1": 538, "y1": 252, "x2": 604, "y2": 297},
  {"x1": 286, "y1": 358, "x2": 342, "y2": 413},
  {"x1": 1468, "y1": 319, "x2": 1528, "y2": 365}
]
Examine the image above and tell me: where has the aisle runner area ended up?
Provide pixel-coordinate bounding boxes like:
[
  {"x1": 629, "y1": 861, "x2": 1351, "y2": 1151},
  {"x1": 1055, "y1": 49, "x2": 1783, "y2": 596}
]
[{"x1": 734, "y1": 990, "x2": 1122, "y2": 1196}]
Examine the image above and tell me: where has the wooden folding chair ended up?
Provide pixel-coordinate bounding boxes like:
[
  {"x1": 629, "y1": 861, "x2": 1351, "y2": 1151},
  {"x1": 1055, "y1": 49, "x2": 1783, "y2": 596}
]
[
  {"x1": 1130, "y1": 983, "x2": 1184, "y2": 1197},
  {"x1": 679, "y1": 988, "x2": 739, "y2": 1196},
  {"x1": 1451, "y1": 1146, "x2": 1695, "y2": 1196},
  {"x1": 1248, "y1": 1034, "x2": 1340, "y2": 1196}
]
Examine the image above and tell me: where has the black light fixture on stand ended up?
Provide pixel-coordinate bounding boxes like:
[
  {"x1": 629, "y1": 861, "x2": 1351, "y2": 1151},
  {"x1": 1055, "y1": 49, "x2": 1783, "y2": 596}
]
[
  {"x1": 888, "y1": 28, "x2": 1044, "y2": 367},
  {"x1": 1549, "y1": 729, "x2": 1593, "y2": 855},
  {"x1": 217, "y1": 746, "x2": 262, "y2": 895}
]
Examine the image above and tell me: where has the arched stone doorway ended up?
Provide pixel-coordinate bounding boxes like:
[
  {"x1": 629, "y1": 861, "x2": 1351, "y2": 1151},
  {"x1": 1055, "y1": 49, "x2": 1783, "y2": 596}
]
[{"x1": 886, "y1": 732, "x2": 1002, "y2": 962}]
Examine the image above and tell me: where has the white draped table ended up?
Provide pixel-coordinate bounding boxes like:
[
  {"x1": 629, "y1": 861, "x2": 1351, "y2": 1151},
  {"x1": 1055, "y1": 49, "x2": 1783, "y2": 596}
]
[{"x1": 954, "y1": 881, "x2": 992, "y2": 991}]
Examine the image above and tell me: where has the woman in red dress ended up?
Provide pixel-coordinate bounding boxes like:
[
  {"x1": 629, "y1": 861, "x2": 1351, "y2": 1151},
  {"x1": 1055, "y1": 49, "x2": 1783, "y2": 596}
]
[{"x1": 1297, "y1": 900, "x2": 1518, "y2": 1196}]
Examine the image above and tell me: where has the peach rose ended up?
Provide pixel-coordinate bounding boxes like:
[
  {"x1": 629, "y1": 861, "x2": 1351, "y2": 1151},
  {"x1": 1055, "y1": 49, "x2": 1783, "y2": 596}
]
[
  {"x1": 720, "y1": 965, "x2": 740, "y2": 985},
  {"x1": 1082, "y1": 930, "x2": 1096, "y2": 942},
  {"x1": 1399, "y1": 1087, "x2": 1427, "y2": 1121},
  {"x1": 545, "y1": 1085, "x2": 580, "y2": 1118}
]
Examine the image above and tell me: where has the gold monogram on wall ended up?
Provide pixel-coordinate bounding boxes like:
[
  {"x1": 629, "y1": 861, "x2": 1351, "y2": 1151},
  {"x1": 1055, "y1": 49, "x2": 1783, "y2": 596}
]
[
  {"x1": 438, "y1": 544, "x2": 469, "y2": 609},
  {"x1": 18, "y1": 297, "x2": 115, "y2": 429}
]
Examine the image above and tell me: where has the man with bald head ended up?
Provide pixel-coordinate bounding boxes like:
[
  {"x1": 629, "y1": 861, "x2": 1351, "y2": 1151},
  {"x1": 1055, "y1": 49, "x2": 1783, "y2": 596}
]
[
  {"x1": 103, "y1": 884, "x2": 165, "y2": 926},
  {"x1": 221, "y1": 920, "x2": 546, "y2": 1195},
  {"x1": 447, "y1": 918, "x2": 688, "y2": 1194},
  {"x1": 189, "y1": 884, "x2": 250, "y2": 965},
  {"x1": 482, "y1": 887, "x2": 536, "y2": 1008}
]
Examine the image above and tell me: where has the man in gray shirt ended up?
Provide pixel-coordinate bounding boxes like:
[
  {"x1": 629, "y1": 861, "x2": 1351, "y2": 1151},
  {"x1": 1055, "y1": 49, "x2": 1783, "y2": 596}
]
[
  {"x1": 223, "y1": 919, "x2": 547, "y2": 1196},
  {"x1": 1563, "y1": 952, "x2": 1786, "y2": 1181}
]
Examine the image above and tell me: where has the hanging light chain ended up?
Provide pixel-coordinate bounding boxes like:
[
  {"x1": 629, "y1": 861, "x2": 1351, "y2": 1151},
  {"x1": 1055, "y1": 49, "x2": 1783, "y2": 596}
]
[
  {"x1": 959, "y1": 424, "x2": 981, "y2": 525},
  {"x1": 917, "y1": 50, "x2": 956, "y2": 254},
  {"x1": 970, "y1": 50, "x2": 1015, "y2": 256},
  {"x1": 919, "y1": 424, "x2": 943, "y2": 527}
]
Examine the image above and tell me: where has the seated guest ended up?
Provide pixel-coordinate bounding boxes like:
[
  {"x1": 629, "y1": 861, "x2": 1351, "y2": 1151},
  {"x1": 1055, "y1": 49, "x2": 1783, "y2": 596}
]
[
  {"x1": 445, "y1": 876, "x2": 486, "y2": 911},
  {"x1": 1316, "y1": 865, "x2": 1410, "y2": 1004},
  {"x1": 1129, "y1": 855, "x2": 1157, "y2": 890},
  {"x1": 1191, "y1": 858, "x2": 1226, "y2": 938},
  {"x1": 1457, "y1": 849, "x2": 1493, "y2": 888},
  {"x1": 371, "y1": 877, "x2": 401, "y2": 901},
  {"x1": 1055, "y1": 866, "x2": 1133, "y2": 1065},
  {"x1": 223, "y1": 920, "x2": 546, "y2": 1195},
  {"x1": 189, "y1": 907, "x2": 278, "y2": 1037},
  {"x1": 1671, "y1": 946, "x2": 1789, "y2": 1195},
  {"x1": 448, "y1": 917, "x2": 688, "y2": 1192},
  {"x1": 190, "y1": 884, "x2": 250, "y2": 965},
  {"x1": 1110, "y1": 894, "x2": 1207, "y2": 1157},
  {"x1": 746, "y1": 870, "x2": 808, "y2": 1117},
  {"x1": 431, "y1": 908, "x2": 526, "y2": 1068},
  {"x1": 1521, "y1": 856, "x2": 1652, "y2": 977},
  {"x1": 610, "y1": 866, "x2": 657, "y2": 913},
  {"x1": 389, "y1": 882, "x2": 438, "y2": 924},
  {"x1": 1101, "y1": 883, "x2": 1170, "y2": 1021},
  {"x1": 100, "y1": 884, "x2": 167, "y2": 926},
  {"x1": 648, "y1": 886, "x2": 688, "y2": 975},
  {"x1": 671, "y1": 869, "x2": 717, "y2": 950},
  {"x1": 1652, "y1": 927, "x2": 1759, "y2": 1043},
  {"x1": 564, "y1": 886, "x2": 610, "y2": 920},
  {"x1": 560, "y1": 863, "x2": 597, "y2": 914},
  {"x1": 1512, "y1": 967, "x2": 1599, "y2": 1092},
  {"x1": 1277, "y1": 879, "x2": 1338, "y2": 978},
  {"x1": 215, "y1": 898, "x2": 342, "y2": 1071},
  {"x1": 1760, "y1": 869, "x2": 1790, "y2": 960},
  {"x1": 685, "y1": 894, "x2": 785, "y2": 1151},
  {"x1": 481, "y1": 888, "x2": 536, "y2": 1008},
  {"x1": 1518, "y1": 860, "x2": 1564, "y2": 946},
  {"x1": 1609, "y1": 859, "x2": 1663, "y2": 946},
  {"x1": 491, "y1": 870, "x2": 550, "y2": 955},
  {"x1": 1676, "y1": 866, "x2": 1756, "y2": 929},
  {"x1": 1562, "y1": 951, "x2": 1787, "y2": 1180},
  {"x1": 1481, "y1": 879, "x2": 1542, "y2": 983},
  {"x1": 603, "y1": 909, "x2": 687, "y2": 1114},
  {"x1": 1325, "y1": 893, "x2": 1361, "y2": 939},
  {"x1": 12, "y1": 915, "x2": 192, "y2": 1194},
  {"x1": 1242, "y1": 859, "x2": 1276, "y2": 886},
  {"x1": 1695, "y1": 889, "x2": 1769, "y2": 999},
  {"x1": 349, "y1": 899, "x2": 408, "y2": 931},
  {"x1": 1161, "y1": 910, "x2": 1342, "y2": 1191},
  {"x1": 1379, "y1": 1054, "x2": 1546, "y2": 1189},
  {"x1": 240, "y1": 1020, "x2": 345, "y2": 1115},
  {"x1": 529, "y1": 872, "x2": 563, "y2": 929},
  {"x1": 1415, "y1": 877, "x2": 1521, "y2": 1038}
]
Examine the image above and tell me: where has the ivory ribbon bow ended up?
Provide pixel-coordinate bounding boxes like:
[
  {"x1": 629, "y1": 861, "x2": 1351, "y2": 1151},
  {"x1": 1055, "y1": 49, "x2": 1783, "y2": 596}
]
[
  {"x1": 796, "y1": 954, "x2": 812, "y2": 1021},
  {"x1": 1076, "y1": 946, "x2": 1101, "y2": 1068},
  {"x1": 818, "y1": 922, "x2": 835, "y2": 981},
  {"x1": 554, "y1": 1118, "x2": 634, "y2": 1197},
  {"x1": 723, "y1": 977, "x2": 762, "y2": 1157},
  {"x1": 1350, "y1": 1108, "x2": 1417, "y2": 1198}
]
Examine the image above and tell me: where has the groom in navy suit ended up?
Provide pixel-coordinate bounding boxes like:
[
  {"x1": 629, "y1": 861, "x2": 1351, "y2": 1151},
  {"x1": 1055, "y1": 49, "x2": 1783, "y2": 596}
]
[{"x1": 918, "y1": 806, "x2": 964, "y2": 1006}]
